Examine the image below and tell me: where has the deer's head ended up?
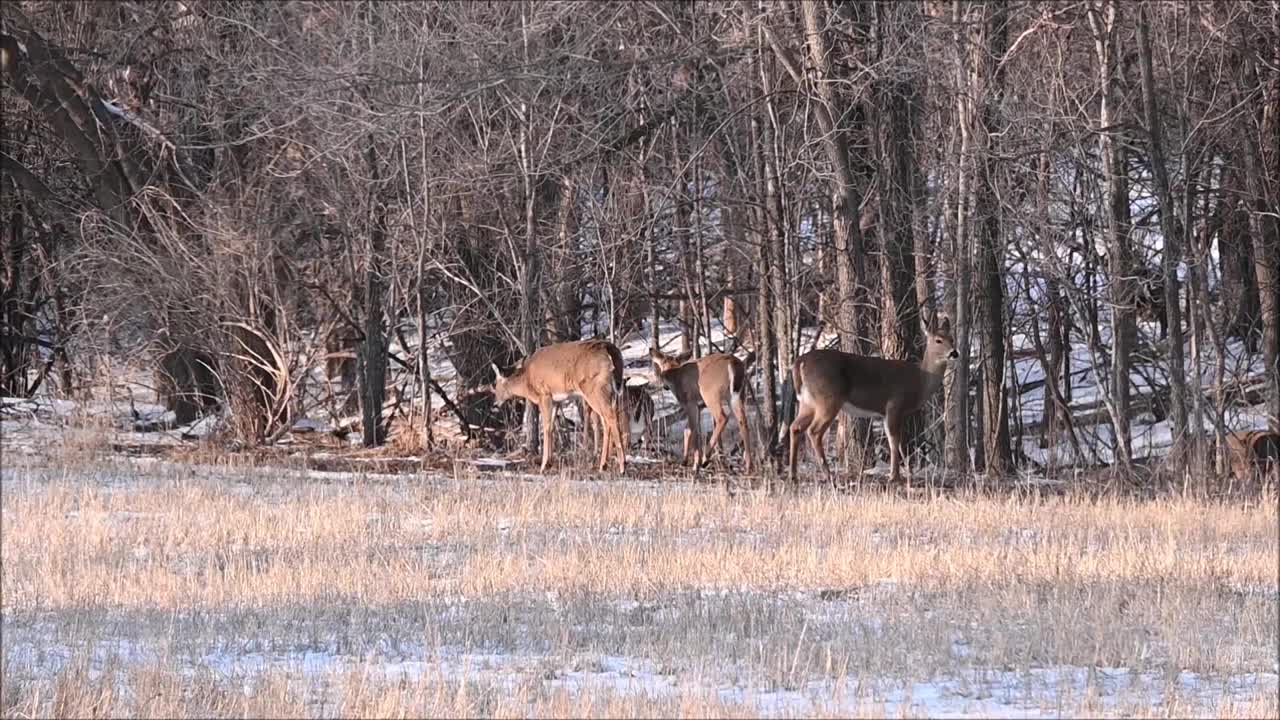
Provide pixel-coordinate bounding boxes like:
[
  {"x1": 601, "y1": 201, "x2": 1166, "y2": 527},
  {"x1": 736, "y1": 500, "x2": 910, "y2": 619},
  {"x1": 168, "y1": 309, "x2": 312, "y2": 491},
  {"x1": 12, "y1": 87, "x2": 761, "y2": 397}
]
[
  {"x1": 922, "y1": 316, "x2": 959, "y2": 368},
  {"x1": 649, "y1": 348, "x2": 692, "y2": 374},
  {"x1": 490, "y1": 362, "x2": 522, "y2": 405}
]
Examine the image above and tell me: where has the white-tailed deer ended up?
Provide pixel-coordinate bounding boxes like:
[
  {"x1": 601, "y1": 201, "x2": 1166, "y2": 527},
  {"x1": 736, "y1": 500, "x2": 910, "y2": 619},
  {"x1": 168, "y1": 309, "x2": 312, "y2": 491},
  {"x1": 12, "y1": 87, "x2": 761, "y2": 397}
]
[
  {"x1": 622, "y1": 382, "x2": 655, "y2": 449},
  {"x1": 492, "y1": 338, "x2": 627, "y2": 473},
  {"x1": 582, "y1": 381, "x2": 655, "y2": 453},
  {"x1": 649, "y1": 348, "x2": 755, "y2": 475},
  {"x1": 788, "y1": 317, "x2": 958, "y2": 486},
  {"x1": 1225, "y1": 429, "x2": 1280, "y2": 483}
]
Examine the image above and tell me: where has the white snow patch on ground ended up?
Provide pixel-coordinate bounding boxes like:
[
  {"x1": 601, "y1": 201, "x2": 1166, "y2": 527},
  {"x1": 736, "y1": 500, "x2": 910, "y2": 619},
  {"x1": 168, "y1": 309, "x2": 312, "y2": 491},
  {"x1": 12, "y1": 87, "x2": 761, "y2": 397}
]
[{"x1": 4, "y1": 636, "x2": 1274, "y2": 718}]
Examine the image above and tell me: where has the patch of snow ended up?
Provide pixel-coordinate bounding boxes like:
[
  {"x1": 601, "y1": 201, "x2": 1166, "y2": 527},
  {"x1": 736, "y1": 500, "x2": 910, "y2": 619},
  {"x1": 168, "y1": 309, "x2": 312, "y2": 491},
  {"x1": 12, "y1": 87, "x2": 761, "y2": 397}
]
[
  {"x1": 465, "y1": 457, "x2": 514, "y2": 470},
  {"x1": 4, "y1": 629, "x2": 1273, "y2": 718},
  {"x1": 290, "y1": 417, "x2": 327, "y2": 433},
  {"x1": 100, "y1": 99, "x2": 128, "y2": 118},
  {"x1": 0, "y1": 396, "x2": 78, "y2": 418},
  {"x1": 178, "y1": 413, "x2": 221, "y2": 438}
]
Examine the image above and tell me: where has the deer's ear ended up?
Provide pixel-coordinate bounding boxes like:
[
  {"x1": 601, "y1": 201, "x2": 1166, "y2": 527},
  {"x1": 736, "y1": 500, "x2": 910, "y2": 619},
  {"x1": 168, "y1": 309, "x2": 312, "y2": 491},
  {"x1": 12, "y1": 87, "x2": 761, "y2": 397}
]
[
  {"x1": 648, "y1": 348, "x2": 660, "y2": 359},
  {"x1": 491, "y1": 362, "x2": 505, "y2": 379},
  {"x1": 675, "y1": 350, "x2": 693, "y2": 363},
  {"x1": 938, "y1": 315, "x2": 952, "y2": 334}
]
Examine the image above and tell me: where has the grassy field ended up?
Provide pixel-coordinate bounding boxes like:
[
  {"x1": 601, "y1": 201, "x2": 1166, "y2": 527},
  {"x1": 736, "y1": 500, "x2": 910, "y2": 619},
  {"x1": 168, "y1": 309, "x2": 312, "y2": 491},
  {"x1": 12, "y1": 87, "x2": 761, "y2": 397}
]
[{"x1": 1, "y1": 443, "x2": 1277, "y2": 718}]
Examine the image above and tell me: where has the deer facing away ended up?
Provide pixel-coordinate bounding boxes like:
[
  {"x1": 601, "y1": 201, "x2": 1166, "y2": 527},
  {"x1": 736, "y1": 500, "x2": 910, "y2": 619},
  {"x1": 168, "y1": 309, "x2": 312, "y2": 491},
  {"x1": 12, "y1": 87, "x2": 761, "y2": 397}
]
[
  {"x1": 492, "y1": 338, "x2": 627, "y2": 473},
  {"x1": 649, "y1": 348, "x2": 755, "y2": 475},
  {"x1": 789, "y1": 317, "x2": 958, "y2": 486}
]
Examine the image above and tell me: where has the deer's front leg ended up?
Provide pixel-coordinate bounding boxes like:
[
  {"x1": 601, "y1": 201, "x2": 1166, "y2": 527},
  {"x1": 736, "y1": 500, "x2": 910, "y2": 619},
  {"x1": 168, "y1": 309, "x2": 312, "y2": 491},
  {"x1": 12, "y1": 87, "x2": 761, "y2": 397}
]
[
  {"x1": 885, "y1": 409, "x2": 906, "y2": 484},
  {"x1": 539, "y1": 398, "x2": 555, "y2": 472},
  {"x1": 789, "y1": 406, "x2": 815, "y2": 490}
]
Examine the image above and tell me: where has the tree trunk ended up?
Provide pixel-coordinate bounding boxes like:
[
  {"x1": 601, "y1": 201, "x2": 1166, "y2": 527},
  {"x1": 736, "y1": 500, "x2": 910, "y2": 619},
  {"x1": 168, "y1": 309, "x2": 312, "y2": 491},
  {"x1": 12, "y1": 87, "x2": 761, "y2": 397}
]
[
  {"x1": 798, "y1": 0, "x2": 873, "y2": 477},
  {"x1": 544, "y1": 174, "x2": 581, "y2": 343},
  {"x1": 872, "y1": 0, "x2": 927, "y2": 470},
  {"x1": 798, "y1": 0, "x2": 870, "y2": 357},
  {"x1": 359, "y1": 140, "x2": 388, "y2": 448},
  {"x1": 518, "y1": 164, "x2": 543, "y2": 449},
  {"x1": 945, "y1": 0, "x2": 975, "y2": 476},
  {"x1": 1090, "y1": 0, "x2": 1134, "y2": 467},
  {"x1": 1240, "y1": 32, "x2": 1280, "y2": 427},
  {"x1": 1217, "y1": 197, "x2": 1261, "y2": 350},
  {"x1": 693, "y1": 155, "x2": 716, "y2": 353},
  {"x1": 752, "y1": 45, "x2": 780, "y2": 447},
  {"x1": 972, "y1": 0, "x2": 1012, "y2": 477},
  {"x1": 757, "y1": 36, "x2": 789, "y2": 447},
  {"x1": 1135, "y1": 4, "x2": 1188, "y2": 454}
]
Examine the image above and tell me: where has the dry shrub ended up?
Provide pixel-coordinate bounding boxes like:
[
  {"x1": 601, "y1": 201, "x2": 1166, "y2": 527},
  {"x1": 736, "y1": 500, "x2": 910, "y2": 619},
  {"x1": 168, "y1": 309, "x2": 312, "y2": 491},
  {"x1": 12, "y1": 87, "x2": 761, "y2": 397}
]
[
  {"x1": 149, "y1": 321, "x2": 289, "y2": 445},
  {"x1": 386, "y1": 415, "x2": 429, "y2": 454},
  {"x1": 218, "y1": 321, "x2": 288, "y2": 443},
  {"x1": 50, "y1": 409, "x2": 115, "y2": 465}
]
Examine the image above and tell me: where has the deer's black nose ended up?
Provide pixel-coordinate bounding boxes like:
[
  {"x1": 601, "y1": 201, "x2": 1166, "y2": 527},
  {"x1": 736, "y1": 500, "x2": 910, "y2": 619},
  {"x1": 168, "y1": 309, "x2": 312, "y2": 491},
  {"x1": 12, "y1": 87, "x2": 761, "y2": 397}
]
[{"x1": 949, "y1": 350, "x2": 960, "y2": 359}]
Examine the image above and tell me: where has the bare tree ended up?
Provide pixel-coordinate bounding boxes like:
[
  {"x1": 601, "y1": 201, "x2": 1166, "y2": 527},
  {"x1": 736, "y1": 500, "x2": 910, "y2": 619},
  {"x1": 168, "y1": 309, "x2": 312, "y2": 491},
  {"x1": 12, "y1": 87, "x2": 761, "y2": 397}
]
[
  {"x1": 1135, "y1": 4, "x2": 1188, "y2": 455},
  {"x1": 1089, "y1": 0, "x2": 1135, "y2": 467}
]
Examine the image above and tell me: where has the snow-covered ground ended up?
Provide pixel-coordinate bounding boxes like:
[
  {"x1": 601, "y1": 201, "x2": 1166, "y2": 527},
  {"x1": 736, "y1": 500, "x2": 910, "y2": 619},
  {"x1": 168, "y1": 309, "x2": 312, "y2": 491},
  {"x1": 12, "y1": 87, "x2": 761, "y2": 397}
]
[
  {"x1": 4, "y1": 634, "x2": 1275, "y2": 718},
  {"x1": 2, "y1": 449, "x2": 1274, "y2": 718}
]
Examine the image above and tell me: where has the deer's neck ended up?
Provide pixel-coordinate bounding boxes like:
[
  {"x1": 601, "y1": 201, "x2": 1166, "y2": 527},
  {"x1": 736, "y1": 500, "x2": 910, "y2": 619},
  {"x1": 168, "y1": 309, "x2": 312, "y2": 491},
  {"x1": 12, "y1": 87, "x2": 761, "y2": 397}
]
[
  {"x1": 918, "y1": 354, "x2": 949, "y2": 398},
  {"x1": 656, "y1": 364, "x2": 697, "y2": 401},
  {"x1": 507, "y1": 374, "x2": 536, "y2": 402}
]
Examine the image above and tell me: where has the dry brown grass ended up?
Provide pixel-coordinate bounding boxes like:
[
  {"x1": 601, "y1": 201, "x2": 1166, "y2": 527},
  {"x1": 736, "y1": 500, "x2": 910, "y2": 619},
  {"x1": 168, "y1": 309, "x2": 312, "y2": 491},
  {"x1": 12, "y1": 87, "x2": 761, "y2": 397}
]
[{"x1": 2, "y1": 442, "x2": 1277, "y2": 718}]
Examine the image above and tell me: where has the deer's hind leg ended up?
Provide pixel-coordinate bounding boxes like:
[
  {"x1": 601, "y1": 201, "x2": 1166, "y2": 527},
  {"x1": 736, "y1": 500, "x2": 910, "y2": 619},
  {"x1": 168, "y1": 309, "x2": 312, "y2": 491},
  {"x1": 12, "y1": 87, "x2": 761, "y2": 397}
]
[
  {"x1": 704, "y1": 399, "x2": 730, "y2": 468},
  {"x1": 732, "y1": 389, "x2": 753, "y2": 474},
  {"x1": 583, "y1": 387, "x2": 625, "y2": 474}
]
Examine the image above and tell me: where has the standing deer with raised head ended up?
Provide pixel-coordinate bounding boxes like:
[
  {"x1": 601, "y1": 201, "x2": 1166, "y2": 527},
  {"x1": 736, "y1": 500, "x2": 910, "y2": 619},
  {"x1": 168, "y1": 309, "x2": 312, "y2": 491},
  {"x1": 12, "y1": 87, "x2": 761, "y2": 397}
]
[
  {"x1": 649, "y1": 348, "x2": 755, "y2": 475},
  {"x1": 789, "y1": 317, "x2": 958, "y2": 486},
  {"x1": 492, "y1": 338, "x2": 627, "y2": 473}
]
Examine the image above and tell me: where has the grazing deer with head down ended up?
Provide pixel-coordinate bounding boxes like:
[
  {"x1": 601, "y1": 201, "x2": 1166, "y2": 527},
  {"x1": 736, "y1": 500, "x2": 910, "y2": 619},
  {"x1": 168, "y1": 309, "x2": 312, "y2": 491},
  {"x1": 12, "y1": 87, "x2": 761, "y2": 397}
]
[
  {"x1": 622, "y1": 382, "x2": 655, "y2": 449},
  {"x1": 789, "y1": 316, "x2": 958, "y2": 487},
  {"x1": 1225, "y1": 429, "x2": 1280, "y2": 483},
  {"x1": 492, "y1": 338, "x2": 627, "y2": 473},
  {"x1": 649, "y1": 347, "x2": 755, "y2": 475}
]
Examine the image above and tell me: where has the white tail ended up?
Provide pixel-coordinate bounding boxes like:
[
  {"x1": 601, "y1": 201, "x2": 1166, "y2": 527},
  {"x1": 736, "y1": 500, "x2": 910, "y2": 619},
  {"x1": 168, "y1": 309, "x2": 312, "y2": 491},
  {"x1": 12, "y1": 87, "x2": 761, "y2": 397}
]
[
  {"x1": 650, "y1": 347, "x2": 755, "y2": 480},
  {"x1": 788, "y1": 317, "x2": 958, "y2": 485},
  {"x1": 492, "y1": 338, "x2": 627, "y2": 473}
]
